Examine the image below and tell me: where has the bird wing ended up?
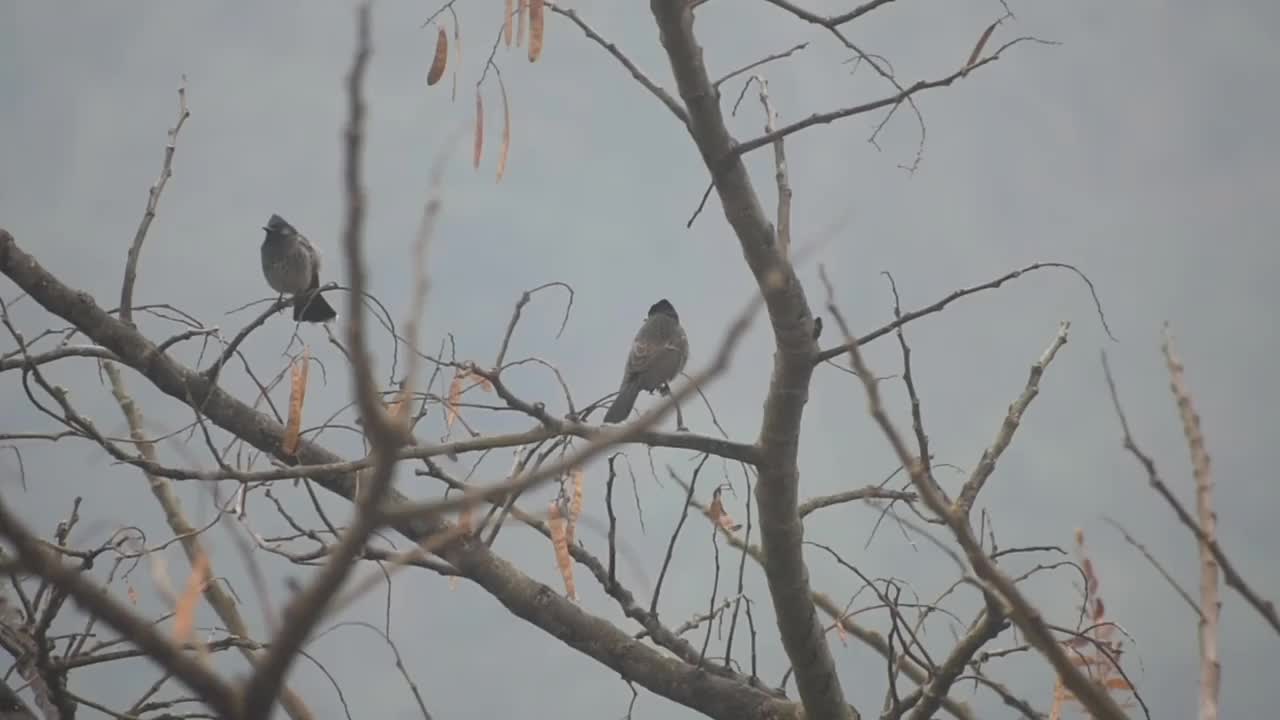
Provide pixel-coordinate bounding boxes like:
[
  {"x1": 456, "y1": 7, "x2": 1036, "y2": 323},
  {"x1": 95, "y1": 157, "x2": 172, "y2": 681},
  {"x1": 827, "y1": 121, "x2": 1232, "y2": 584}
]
[
  {"x1": 299, "y1": 235, "x2": 322, "y2": 273},
  {"x1": 625, "y1": 337, "x2": 658, "y2": 375}
]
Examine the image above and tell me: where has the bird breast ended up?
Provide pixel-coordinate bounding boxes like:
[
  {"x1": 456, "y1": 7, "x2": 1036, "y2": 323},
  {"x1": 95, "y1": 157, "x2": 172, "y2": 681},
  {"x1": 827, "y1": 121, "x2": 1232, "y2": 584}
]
[
  {"x1": 633, "y1": 317, "x2": 688, "y2": 390},
  {"x1": 261, "y1": 237, "x2": 313, "y2": 294}
]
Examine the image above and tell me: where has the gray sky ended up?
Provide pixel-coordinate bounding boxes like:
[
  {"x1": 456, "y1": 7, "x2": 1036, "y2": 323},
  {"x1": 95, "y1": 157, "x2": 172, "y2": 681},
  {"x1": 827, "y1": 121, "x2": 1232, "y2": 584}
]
[{"x1": 2, "y1": 0, "x2": 1278, "y2": 717}]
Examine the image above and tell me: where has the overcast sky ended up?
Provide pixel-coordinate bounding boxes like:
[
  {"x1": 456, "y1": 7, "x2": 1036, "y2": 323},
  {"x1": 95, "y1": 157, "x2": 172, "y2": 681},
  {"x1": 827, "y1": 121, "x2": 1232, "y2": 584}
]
[{"x1": 3, "y1": 0, "x2": 1278, "y2": 718}]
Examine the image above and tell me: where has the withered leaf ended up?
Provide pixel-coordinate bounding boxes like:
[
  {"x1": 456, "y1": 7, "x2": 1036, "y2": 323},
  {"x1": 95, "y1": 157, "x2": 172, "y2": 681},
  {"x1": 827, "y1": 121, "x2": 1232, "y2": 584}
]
[
  {"x1": 427, "y1": 27, "x2": 448, "y2": 86},
  {"x1": 528, "y1": 0, "x2": 545, "y2": 62}
]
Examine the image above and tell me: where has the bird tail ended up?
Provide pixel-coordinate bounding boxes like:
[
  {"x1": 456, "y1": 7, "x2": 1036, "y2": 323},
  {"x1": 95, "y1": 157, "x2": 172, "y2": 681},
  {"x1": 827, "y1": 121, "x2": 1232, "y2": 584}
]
[
  {"x1": 603, "y1": 377, "x2": 641, "y2": 424},
  {"x1": 293, "y1": 290, "x2": 337, "y2": 323}
]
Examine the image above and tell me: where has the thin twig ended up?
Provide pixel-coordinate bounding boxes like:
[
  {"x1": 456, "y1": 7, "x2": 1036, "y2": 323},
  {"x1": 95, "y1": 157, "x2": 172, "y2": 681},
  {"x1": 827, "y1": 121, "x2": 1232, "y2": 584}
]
[
  {"x1": 1101, "y1": 352, "x2": 1279, "y2": 635},
  {"x1": 120, "y1": 79, "x2": 190, "y2": 325}
]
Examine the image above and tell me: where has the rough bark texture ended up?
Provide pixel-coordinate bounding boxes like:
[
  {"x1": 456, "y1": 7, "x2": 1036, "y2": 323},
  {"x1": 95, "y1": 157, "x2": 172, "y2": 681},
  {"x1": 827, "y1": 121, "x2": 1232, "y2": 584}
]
[{"x1": 650, "y1": 3, "x2": 855, "y2": 719}]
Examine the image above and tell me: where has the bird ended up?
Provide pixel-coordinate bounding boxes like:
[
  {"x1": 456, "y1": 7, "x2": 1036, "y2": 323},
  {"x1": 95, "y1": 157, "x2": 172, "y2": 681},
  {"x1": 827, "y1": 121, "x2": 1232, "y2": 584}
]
[
  {"x1": 603, "y1": 299, "x2": 689, "y2": 424},
  {"x1": 260, "y1": 214, "x2": 337, "y2": 323}
]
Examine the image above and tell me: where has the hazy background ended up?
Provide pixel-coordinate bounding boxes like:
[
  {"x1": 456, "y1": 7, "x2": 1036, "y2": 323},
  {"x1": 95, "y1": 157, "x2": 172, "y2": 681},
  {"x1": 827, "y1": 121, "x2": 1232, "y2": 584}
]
[{"x1": 2, "y1": 0, "x2": 1278, "y2": 717}]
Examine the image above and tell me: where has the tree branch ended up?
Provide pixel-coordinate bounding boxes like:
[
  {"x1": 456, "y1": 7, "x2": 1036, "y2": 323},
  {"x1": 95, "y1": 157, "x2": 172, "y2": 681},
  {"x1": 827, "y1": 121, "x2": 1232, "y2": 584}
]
[
  {"x1": 0, "y1": 498, "x2": 239, "y2": 718},
  {"x1": 650, "y1": 2, "x2": 852, "y2": 718},
  {"x1": 0, "y1": 228, "x2": 797, "y2": 720},
  {"x1": 732, "y1": 36, "x2": 1050, "y2": 157},
  {"x1": 1101, "y1": 352, "x2": 1279, "y2": 636},
  {"x1": 1159, "y1": 328, "x2": 1220, "y2": 720},
  {"x1": 821, "y1": 289, "x2": 1131, "y2": 720}
]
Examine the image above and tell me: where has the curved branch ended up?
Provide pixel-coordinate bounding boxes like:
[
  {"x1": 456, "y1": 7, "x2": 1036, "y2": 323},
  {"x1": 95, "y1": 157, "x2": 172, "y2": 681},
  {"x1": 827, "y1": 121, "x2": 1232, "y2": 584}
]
[
  {"x1": 733, "y1": 37, "x2": 1054, "y2": 157},
  {"x1": 0, "y1": 229, "x2": 797, "y2": 720}
]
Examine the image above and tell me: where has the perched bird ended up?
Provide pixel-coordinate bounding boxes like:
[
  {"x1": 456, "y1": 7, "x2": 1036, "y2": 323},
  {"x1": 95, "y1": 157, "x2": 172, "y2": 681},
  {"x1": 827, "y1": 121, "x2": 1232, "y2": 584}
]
[
  {"x1": 260, "y1": 214, "x2": 337, "y2": 323},
  {"x1": 603, "y1": 299, "x2": 689, "y2": 424}
]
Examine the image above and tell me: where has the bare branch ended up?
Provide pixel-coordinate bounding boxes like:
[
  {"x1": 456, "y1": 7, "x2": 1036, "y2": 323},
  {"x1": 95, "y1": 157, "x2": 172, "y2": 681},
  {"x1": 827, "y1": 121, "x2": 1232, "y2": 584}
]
[
  {"x1": 1162, "y1": 328, "x2": 1219, "y2": 719},
  {"x1": 816, "y1": 261, "x2": 1114, "y2": 366},
  {"x1": 761, "y1": 0, "x2": 897, "y2": 28},
  {"x1": 1101, "y1": 352, "x2": 1279, "y2": 635},
  {"x1": 1103, "y1": 516, "x2": 1202, "y2": 620},
  {"x1": 243, "y1": 7, "x2": 407, "y2": 715},
  {"x1": 650, "y1": 3, "x2": 850, "y2": 718},
  {"x1": 713, "y1": 42, "x2": 808, "y2": 89},
  {"x1": 955, "y1": 322, "x2": 1070, "y2": 514},
  {"x1": 820, "y1": 267, "x2": 1131, "y2": 720},
  {"x1": 0, "y1": 499, "x2": 239, "y2": 718},
  {"x1": 798, "y1": 485, "x2": 916, "y2": 518},
  {"x1": 545, "y1": 2, "x2": 688, "y2": 126},
  {"x1": 120, "y1": 79, "x2": 190, "y2": 325},
  {"x1": 0, "y1": 230, "x2": 793, "y2": 720},
  {"x1": 0, "y1": 345, "x2": 118, "y2": 373},
  {"x1": 382, "y1": 291, "x2": 764, "y2": 524},
  {"x1": 676, "y1": 478, "x2": 976, "y2": 720},
  {"x1": 733, "y1": 36, "x2": 1055, "y2": 157}
]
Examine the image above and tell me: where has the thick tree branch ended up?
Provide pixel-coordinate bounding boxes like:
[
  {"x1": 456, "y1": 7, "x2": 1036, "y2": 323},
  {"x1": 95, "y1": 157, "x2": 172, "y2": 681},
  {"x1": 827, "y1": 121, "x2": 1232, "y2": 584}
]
[
  {"x1": 678, "y1": 482, "x2": 976, "y2": 720},
  {"x1": 0, "y1": 230, "x2": 796, "y2": 720},
  {"x1": 0, "y1": 498, "x2": 239, "y2": 718},
  {"x1": 650, "y1": 3, "x2": 852, "y2": 719},
  {"x1": 105, "y1": 364, "x2": 315, "y2": 720},
  {"x1": 0, "y1": 676, "x2": 37, "y2": 720}
]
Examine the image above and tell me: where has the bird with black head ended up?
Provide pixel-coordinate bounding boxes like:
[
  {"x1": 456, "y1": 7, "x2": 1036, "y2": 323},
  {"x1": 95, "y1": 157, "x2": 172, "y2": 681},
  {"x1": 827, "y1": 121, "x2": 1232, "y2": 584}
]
[
  {"x1": 260, "y1": 214, "x2": 337, "y2": 323},
  {"x1": 603, "y1": 298, "x2": 689, "y2": 423}
]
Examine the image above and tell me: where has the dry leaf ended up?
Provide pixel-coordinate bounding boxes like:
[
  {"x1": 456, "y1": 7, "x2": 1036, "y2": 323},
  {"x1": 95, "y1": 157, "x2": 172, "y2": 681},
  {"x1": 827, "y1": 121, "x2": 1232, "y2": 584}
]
[
  {"x1": 386, "y1": 392, "x2": 411, "y2": 424},
  {"x1": 446, "y1": 371, "x2": 465, "y2": 430},
  {"x1": 1106, "y1": 676, "x2": 1132, "y2": 690},
  {"x1": 282, "y1": 347, "x2": 310, "y2": 456},
  {"x1": 835, "y1": 618, "x2": 848, "y2": 646},
  {"x1": 565, "y1": 468, "x2": 584, "y2": 547},
  {"x1": 427, "y1": 27, "x2": 448, "y2": 86},
  {"x1": 517, "y1": 0, "x2": 527, "y2": 48},
  {"x1": 548, "y1": 502, "x2": 576, "y2": 601},
  {"x1": 473, "y1": 90, "x2": 484, "y2": 169},
  {"x1": 528, "y1": 0, "x2": 545, "y2": 62},
  {"x1": 965, "y1": 20, "x2": 999, "y2": 71},
  {"x1": 173, "y1": 550, "x2": 210, "y2": 644},
  {"x1": 127, "y1": 583, "x2": 138, "y2": 606},
  {"x1": 385, "y1": 385, "x2": 408, "y2": 421},
  {"x1": 496, "y1": 81, "x2": 511, "y2": 182},
  {"x1": 503, "y1": 0, "x2": 514, "y2": 47},
  {"x1": 706, "y1": 487, "x2": 742, "y2": 531},
  {"x1": 707, "y1": 488, "x2": 725, "y2": 524}
]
